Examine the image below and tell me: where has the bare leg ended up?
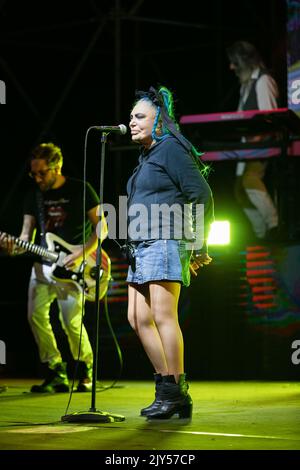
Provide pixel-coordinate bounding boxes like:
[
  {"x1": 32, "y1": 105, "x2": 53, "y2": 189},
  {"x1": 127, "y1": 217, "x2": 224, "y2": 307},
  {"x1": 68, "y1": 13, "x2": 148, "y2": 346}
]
[
  {"x1": 149, "y1": 281, "x2": 183, "y2": 382},
  {"x1": 128, "y1": 283, "x2": 168, "y2": 375}
]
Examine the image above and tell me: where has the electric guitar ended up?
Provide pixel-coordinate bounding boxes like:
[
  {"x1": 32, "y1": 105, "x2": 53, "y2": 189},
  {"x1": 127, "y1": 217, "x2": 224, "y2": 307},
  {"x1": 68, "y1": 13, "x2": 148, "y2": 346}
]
[{"x1": 1, "y1": 231, "x2": 111, "y2": 302}]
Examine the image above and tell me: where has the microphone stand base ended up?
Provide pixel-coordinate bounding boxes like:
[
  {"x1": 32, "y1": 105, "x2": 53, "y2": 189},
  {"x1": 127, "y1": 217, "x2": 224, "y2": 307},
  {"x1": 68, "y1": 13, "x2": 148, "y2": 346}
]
[{"x1": 61, "y1": 410, "x2": 125, "y2": 423}]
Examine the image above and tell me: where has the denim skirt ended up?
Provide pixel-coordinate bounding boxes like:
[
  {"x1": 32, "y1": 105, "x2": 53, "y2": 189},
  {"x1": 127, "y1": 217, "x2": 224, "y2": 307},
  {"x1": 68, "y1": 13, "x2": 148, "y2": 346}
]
[{"x1": 126, "y1": 239, "x2": 192, "y2": 287}]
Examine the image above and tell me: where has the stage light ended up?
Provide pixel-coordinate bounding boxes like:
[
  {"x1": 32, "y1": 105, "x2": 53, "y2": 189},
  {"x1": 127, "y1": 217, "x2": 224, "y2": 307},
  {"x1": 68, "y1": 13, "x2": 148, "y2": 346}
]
[{"x1": 208, "y1": 221, "x2": 230, "y2": 245}]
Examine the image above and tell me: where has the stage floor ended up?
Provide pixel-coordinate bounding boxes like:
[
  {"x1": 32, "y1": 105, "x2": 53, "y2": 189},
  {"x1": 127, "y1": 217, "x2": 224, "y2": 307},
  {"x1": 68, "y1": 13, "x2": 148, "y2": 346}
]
[{"x1": 0, "y1": 379, "x2": 299, "y2": 451}]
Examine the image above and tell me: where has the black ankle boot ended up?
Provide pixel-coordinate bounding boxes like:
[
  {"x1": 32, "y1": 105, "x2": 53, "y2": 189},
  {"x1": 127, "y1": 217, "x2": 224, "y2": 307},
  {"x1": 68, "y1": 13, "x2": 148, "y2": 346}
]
[
  {"x1": 140, "y1": 373, "x2": 163, "y2": 416},
  {"x1": 146, "y1": 374, "x2": 192, "y2": 420},
  {"x1": 31, "y1": 362, "x2": 69, "y2": 393}
]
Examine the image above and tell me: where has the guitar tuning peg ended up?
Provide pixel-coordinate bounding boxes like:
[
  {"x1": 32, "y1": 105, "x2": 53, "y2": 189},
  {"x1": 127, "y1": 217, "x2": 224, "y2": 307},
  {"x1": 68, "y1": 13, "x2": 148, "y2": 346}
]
[{"x1": 71, "y1": 274, "x2": 78, "y2": 281}]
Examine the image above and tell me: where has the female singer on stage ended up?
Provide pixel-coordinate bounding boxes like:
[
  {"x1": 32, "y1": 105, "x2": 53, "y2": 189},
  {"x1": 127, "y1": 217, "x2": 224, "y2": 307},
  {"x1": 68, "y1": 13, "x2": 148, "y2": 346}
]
[{"x1": 125, "y1": 85, "x2": 214, "y2": 419}]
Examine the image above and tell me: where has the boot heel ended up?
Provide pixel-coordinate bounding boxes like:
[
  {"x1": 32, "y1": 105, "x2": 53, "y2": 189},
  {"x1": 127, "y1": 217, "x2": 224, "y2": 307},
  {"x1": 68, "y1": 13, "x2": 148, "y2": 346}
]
[{"x1": 178, "y1": 403, "x2": 192, "y2": 419}]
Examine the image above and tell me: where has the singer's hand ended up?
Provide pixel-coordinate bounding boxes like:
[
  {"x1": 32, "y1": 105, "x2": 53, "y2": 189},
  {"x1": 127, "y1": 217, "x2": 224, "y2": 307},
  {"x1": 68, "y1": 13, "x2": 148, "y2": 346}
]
[{"x1": 190, "y1": 253, "x2": 212, "y2": 277}]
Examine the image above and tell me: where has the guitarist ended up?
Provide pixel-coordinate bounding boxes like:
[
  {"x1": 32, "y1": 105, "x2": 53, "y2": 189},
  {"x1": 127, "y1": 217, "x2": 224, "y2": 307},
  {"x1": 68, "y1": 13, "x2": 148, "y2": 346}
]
[{"x1": 0, "y1": 142, "x2": 108, "y2": 393}]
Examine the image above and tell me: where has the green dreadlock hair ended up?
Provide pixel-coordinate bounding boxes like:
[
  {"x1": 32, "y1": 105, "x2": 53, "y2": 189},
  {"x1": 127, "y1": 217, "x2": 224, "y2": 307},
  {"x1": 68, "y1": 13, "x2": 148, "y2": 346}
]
[{"x1": 134, "y1": 85, "x2": 212, "y2": 177}]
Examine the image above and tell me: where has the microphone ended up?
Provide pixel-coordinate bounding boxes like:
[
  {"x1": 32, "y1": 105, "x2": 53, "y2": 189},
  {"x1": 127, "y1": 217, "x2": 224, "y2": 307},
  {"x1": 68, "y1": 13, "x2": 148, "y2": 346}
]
[{"x1": 92, "y1": 124, "x2": 127, "y2": 135}]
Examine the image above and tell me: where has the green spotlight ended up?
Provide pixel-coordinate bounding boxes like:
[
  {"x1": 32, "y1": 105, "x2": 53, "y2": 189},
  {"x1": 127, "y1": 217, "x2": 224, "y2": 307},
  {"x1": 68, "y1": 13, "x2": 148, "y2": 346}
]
[{"x1": 208, "y1": 221, "x2": 230, "y2": 245}]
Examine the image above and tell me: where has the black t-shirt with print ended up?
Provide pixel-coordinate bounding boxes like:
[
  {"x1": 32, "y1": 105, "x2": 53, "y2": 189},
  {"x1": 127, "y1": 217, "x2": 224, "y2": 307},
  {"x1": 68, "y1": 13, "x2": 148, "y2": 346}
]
[{"x1": 23, "y1": 177, "x2": 99, "y2": 246}]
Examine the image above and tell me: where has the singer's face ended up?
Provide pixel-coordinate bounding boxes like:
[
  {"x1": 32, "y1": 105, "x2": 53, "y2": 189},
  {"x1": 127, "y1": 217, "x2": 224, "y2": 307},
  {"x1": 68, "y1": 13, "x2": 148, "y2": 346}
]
[
  {"x1": 30, "y1": 159, "x2": 57, "y2": 192},
  {"x1": 129, "y1": 100, "x2": 157, "y2": 148}
]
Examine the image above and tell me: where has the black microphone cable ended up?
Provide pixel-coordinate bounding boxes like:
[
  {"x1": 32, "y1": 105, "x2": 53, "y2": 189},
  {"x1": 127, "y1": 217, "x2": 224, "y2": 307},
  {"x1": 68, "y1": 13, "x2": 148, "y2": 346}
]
[
  {"x1": 63, "y1": 127, "x2": 92, "y2": 417},
  {"x1": 63, "y1": 127, "x2": 125, "y2": 417}
]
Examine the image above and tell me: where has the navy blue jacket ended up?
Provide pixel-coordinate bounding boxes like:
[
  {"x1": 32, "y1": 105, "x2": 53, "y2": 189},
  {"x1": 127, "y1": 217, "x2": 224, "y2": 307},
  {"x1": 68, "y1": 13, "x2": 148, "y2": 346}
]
[{"x1": 127, "y1": 135, "x2": 214, "y2": 252}]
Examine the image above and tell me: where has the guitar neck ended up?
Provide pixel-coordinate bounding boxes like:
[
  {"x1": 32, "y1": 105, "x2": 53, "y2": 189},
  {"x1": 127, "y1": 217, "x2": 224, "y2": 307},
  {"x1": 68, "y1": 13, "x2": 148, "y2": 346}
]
[{"x1": 13, "y1": 237, "x2": 58, "y2": 263}]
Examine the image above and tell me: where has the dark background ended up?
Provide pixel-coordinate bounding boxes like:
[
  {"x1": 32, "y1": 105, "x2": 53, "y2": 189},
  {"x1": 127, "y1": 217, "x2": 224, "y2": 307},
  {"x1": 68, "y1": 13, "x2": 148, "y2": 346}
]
[
  {"x1": 1, "y1": 0, "x2": 299, "y2": 381},
  {"x1": 0, "y1": 0, "x2": 287, "y2": 225}
]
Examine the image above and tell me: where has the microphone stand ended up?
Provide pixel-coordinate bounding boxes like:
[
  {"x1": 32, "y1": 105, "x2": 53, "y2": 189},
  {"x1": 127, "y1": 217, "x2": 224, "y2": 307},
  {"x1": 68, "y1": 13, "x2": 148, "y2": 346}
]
[{"x1": 62, "y1": 132, "x2": 125, "y2": 423}]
